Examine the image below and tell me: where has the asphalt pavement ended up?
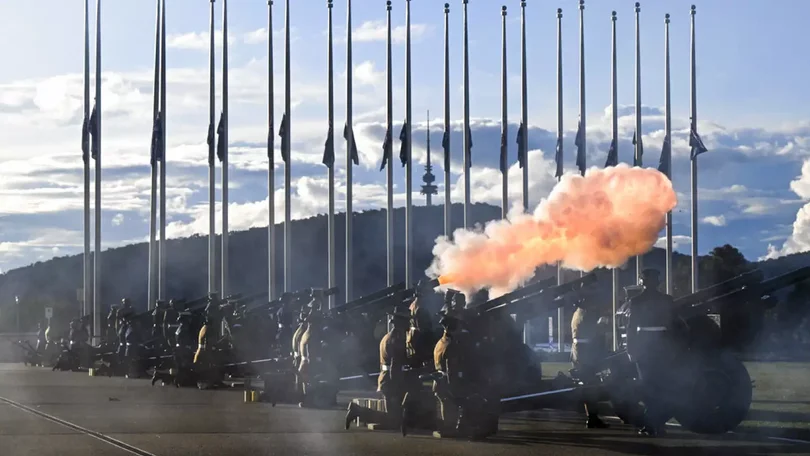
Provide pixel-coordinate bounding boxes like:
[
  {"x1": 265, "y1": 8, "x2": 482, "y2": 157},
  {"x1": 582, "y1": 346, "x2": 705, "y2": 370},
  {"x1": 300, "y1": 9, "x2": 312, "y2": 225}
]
[{"x1": 0, "y1": 363, "x2": 807, "y2": 456}]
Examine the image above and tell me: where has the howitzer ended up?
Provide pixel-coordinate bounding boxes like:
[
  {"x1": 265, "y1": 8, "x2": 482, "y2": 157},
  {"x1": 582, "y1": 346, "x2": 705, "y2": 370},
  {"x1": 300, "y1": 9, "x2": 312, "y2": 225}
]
[
  {"x1": 479, "y1": 272, "x2": 597, "y2": 319},
  {"x1": 332, "y1": 282, "x2": 407, "y2": 314}
]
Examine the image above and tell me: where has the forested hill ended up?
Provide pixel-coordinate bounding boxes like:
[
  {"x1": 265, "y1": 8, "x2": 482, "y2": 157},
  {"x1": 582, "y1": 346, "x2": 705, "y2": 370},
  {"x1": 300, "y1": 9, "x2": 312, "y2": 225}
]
[{"x1": 1, "y1": 202, "x2": 809, "y2": 332}]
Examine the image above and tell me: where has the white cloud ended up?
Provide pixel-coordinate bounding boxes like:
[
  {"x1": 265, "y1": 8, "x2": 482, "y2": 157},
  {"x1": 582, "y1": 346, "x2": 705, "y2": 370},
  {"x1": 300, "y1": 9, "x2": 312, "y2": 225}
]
[
  {"x1": 763, "y1": 159, "x2": 810, "y2": 259},
  {"x1": 655, "y1": 235, "x2": 692, "y2": 250},
  {"x1": 702, "y1": 215, "x2": 726, "y2": 227},
  {"x1": 112, "y1": 213, "x2": 125, "y2": 226},
  {"x1": 353, "y1": 20, "x2": 430, "y2": 44}
]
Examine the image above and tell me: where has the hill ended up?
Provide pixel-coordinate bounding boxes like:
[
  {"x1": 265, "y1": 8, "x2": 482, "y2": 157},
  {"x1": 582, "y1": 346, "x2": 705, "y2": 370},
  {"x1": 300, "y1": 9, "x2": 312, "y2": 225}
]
[{"x1": 1, "y1": 202, "x2": 809, "y2": 332}]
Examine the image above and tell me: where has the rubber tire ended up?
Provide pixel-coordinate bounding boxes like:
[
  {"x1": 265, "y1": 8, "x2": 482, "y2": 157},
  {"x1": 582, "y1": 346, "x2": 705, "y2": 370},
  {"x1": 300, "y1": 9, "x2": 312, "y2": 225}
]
[{"x1": 672, "y1": 351, "x2": 753, "y2": 434}]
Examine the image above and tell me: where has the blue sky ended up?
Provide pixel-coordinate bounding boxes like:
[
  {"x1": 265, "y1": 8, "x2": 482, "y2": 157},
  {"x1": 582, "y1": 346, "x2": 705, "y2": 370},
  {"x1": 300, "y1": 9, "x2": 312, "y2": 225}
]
[{"x1": 1, "y1": 0, "x2": 809, "y2": 273}]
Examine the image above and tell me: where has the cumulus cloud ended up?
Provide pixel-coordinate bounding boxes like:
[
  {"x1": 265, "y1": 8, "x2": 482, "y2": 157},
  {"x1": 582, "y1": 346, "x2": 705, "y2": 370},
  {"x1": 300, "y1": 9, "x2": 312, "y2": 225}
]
[
  {"x1": 353, "y1": 20, "x2": 430, "y2": 44},
  {"x1": 763, "y1": 159, "x2": 810, "y2": 259},
  {"x1": 702, "y1": 215, "x2": 727, "y2": 227},
  {"x1": 655, "y1": 235, "x2": 692, "y2": 250}
]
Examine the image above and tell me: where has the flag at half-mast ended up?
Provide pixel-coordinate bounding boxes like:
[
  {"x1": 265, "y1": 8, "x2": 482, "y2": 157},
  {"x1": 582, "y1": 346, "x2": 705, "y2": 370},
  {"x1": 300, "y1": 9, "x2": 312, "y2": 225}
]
[
  {"x1": 278, "y1": 113, "x2": 289, "y2": 163},
  {"x1": 574, "y1": 118, "x2": 586, "y2": 174},
  {"x1": 657, "y1": 134, "x2": 671, "y2": 177},
  {"x1": 499, "y1": 127, "x2": 508, "y2": 174},
  {"x1": 216, "y1": 112, "x2": 227, "y2": 162},
  {"x1": 344, "y1": 122, "x2": 359, "y2": 165},
  {"x1": 151, "y1": 111, "x2": 164, "y2": 166},
  {"x1": 632, "y1": 131, "x2": 643, "y2": 166},
  {"x1": 81, "y1": 110, "x2": 91, "y2": 164},
  {"x1": 88, "y1": 103, "x2": 99, "y2": 161},
  {"x1": 398, "y1": 121, "x2": 408, "y2": 166},
  {"x1": 442, "y1": 129, "x2": 450, "y2": 170},
  {"x1": 689, "y1": 124, "x2": 708, "y2": 159},
  {"x1": 516, "y1": 122, "x2": 527, "y2": 169},
  {"x1": 207, "y1": 120, "x2": 216, "y2": 166},
  {"x1": 323, "y1": 121, "x2": 335, "y2": 168},
  {"x1": 379, "y1": 125, "x2": 392, "y2": 171},
  {"x1": 465, "y1": 125, "x2": 473, "y2": 165},
  {"x1": 604, "y1": 138, "x2": 618, "y2": 167}
]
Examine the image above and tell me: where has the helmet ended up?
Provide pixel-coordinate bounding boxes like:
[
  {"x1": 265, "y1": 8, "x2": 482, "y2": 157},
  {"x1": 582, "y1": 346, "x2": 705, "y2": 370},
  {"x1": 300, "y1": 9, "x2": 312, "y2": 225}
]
[{"x1": 639, "y1": 268, "x2": 661, "y2": 288}]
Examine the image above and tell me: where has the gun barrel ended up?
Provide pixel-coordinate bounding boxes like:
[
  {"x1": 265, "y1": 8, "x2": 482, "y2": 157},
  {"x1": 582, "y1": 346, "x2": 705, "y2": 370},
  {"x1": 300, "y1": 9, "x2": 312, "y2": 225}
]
[
  {"x1": 335, "y1": 282, "x2": 407, "y2": 313},
  {"x1": 484, "y1": 272, "x2": 598, "y2": 318},
  {"x1": 473, "y1": 276, "x2": 558, "y2": 313},
  {"x1": 673, "y1": 269, "x2": 765, "y2": 309}
]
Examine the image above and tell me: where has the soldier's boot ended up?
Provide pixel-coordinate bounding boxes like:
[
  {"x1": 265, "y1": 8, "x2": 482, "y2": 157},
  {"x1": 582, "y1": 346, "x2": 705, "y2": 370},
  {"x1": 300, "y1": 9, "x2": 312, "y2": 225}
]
[{"x1": 344, "y1": 402, "x2": 363, "y2": 430}]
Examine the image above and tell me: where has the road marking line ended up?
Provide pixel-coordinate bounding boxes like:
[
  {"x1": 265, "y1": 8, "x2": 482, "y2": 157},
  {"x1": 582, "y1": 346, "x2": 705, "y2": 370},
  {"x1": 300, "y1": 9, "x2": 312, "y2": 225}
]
[
  {"x1": 768, "y1": 436, "x2": 810, "y2": 445},
  {"x1": 0, "y1": 396, "x2": 157, "y2": 456}
]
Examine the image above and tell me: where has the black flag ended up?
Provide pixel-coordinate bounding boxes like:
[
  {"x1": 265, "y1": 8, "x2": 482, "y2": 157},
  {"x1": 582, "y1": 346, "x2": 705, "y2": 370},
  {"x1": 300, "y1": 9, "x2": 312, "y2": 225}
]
[
  {"x1": 81, "y1": 114, "x2": 91, "y2": 164},
  {"x1": 216, "y1": 113, "x2": 227, "y2": 162},
  {"x1": 499, "y1": 128, "x2": 508, "y2": 174},
  {"x1": 379, "y1": 126, "x2": 392, "y2": 171},
  {"x1": 323, "y1": 122, "x2": 335, "y2": 168},
  {"x1": 604, "y1": 138, "x2": 618, "y2": 167},
  {"x1": 632, "y1": 131, "x2": 643, "y2": 167},
  {"x1": 442, "y1": 129, "x2": 450, "y2": 171},
  {"x1": 574, "y1": 119, "x2": 586, "y2": 174},
  {"x1": 207, "y1": 121, "x2": 216, "y2": 166},
  {"x1": 398, "y1": 121, "x2": 408, "y2": 167},
  {"x1": 278, "y1": 113, "x2": 288, "y2": 163},
  {"x1": 267, "y1": 121, "x2": 275, "y2": 165},
  {"x1": 344, "y1": 123, "x2": 359, "y2": 166},
  {"x1": 88, "y1": 104, "x2": 99, "y2": 161},
  {"x1": 657, "y1": 134, "x2": 671, "y2": 177},
  {"x1": 516, "y1": 122, "x2": 527, "y2": 169},
  {"x1": 150, "y1": 111, "x2": 163, "y2": 166},
  {"x1": 465, "y1": 126, "x2": 473, "y2": 166},
  {"x1": 689, "y1": 127, "x2": 708, "y2": 159}
]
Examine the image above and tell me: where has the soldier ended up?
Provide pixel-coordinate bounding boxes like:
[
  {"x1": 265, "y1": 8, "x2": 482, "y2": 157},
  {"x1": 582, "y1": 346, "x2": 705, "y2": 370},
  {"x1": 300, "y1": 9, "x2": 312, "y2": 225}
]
[
  {"x1": 433, "y1": 302, "x2": 475, "y2": 437},
  {"x1": 298, "y1": 305, "x2": 339, "y2": 408},
  {"x1": 406, "y1": 281, "x2": 436, "y2": 368},
  {"x1": 105, "y1": 306, "x2": 119, "y2": 347},
  {"x1": 344, "y1": 306, "x2": 414, "y2": 430},
  {"x1": 164, "y1": 299, "x2": 183, "y2": 348},
  {"x1": 291, "y1": 303, "x2": 310, "y2": 400},
  {"x1": 624, "y1": 268, "x2": 676, "y2": 437},
  {"x1": 570, "y1": 293, "x2": 611, "y2": 429},
  {"x1": 151, "y1": 301, "x2": 167, "y2": 342}
]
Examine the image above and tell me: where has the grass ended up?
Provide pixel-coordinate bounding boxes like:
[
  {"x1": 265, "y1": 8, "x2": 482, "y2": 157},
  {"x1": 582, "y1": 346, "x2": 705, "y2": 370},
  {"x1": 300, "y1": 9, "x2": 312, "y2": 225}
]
[{"x1": 542, "y1": 360, "x2": 810, "y2": 436}]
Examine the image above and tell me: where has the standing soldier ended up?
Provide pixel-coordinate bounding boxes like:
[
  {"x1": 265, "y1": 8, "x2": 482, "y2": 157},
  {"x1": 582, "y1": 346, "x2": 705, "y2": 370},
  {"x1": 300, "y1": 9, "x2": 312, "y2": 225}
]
[
  {"x1": 297, "y1": 305, "x2": 339, "y2": 408},
  {"x1": 433, "y1": 300, "x2": 475, "y2": 437},
  {"x1": 152, "y1": 300, "x2": 167, "y2": 343},
  {"x1": 624, "y1": 268, "x2": 676, "y2": 436},
  {"x1": 407, "y1": 283, "x2": 436, "y2": 368},
  {"x1": 194, "y1": 294, "x2": 225, "y2": 389},
  {"x1": 291, "y1": 301, "x2": 310, "y2": 401},
  {"x1": 570, "y1": 293, "x2": 611, "y2": 428},
  {"x1": 344, "y1": 306, "x2": 414, "y2": 430}
]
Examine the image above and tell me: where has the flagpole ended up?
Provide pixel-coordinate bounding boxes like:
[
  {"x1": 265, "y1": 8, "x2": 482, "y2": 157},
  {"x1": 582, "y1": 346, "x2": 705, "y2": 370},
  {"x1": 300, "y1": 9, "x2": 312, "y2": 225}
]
[
  {"x1": 268, "y1": 0, "x2": 276, "y2": 300},
  {"x1": 283, "y1": 0, "x2": 292, "y2": 293},
  {"x1": 93, "y1": 0, "x2": 102, "y2": 344},
  {"x1": 326, "y1": 0, "x2": 336, "y2": 307},
  {"x1": 404, "y1": 0, "x2": 413, "y2": 287},
  {"x1": 345, "y1": 0, "x2": 354, "y2": 302},
  {"x1": 462, "y1": 0, "x2": 471, "y2": 229},
  {"x1": 690, "y1": 5, "x2": 699, "y2": 293},
  {"x1": 148, "y1": 0, "x2": 161, "y2": 311},
  {"x1": 634, "y1": 2, "x2": 643, "y2": 284},
  {"x1": 579, "y1": 0, "x2": 586, "y2": 177},
  {"x1": 555, "y1": 7, "x2": 563, "y2": 353},
  {"x1": 385, "y1": 0, "x2": 394, "y2": 287},
  {"x1": 610, "y1": 10, "x2": 619, "y2": 351},
  {"x1": 443, "y1": 3, "x2": 451, "y2": 237},
  {"x1": 520, "y1": 0, "x2": 528, "y2": 211},
  {"x1": 221, "y1": 0, "x2": 230, "y2": 298},
  {"x1": 207, "y1": 0, "x2": 216, "y2": 295},
  {"x1": 500, "y1": 5, "x2": 508, "y2": 220},
  {"x1": 158, "y1": 0, "x2": 167, "y2": 303},
  {"x1": 83, "y1": 0, "x2": 91, "y2": 319},
  {"x1": 664, "y1": 13, "x2": 673, "y2": 295}
]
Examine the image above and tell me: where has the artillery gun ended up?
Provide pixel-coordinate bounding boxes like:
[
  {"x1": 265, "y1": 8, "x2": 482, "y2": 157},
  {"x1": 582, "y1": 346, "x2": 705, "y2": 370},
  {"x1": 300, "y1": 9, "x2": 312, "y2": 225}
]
[{"x1": 507, "y1": 266, "x2": 810, "y2": 435}]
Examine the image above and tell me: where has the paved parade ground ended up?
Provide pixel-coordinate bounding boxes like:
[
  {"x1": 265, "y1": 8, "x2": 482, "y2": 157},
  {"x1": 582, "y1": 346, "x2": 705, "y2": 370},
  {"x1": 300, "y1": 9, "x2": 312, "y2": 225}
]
[{"x1": 0, "y1": 364, "x2": 808, "y2": 456}]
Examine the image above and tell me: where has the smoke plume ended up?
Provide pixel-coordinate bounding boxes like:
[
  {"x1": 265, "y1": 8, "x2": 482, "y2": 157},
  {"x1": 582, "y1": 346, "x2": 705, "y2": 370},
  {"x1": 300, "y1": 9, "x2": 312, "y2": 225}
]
[{"x1": 427, "y1": 164, "x2": 677, "y2": 297}]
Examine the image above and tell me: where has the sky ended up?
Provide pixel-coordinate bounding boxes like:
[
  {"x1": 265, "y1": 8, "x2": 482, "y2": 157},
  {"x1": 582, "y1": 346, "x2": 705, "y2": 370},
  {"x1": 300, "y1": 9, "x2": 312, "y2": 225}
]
[{"x1": 1, "y1": 0, "x2": 809, "y2": 274}]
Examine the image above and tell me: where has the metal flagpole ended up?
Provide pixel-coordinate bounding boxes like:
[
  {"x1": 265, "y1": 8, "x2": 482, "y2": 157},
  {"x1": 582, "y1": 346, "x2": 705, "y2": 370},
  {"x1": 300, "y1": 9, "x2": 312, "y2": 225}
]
[
  {"x1": 664, "y1": 13, "x2": 673, "y2": 295},
  {"x1": 579, "y1": 0, "x2": 586, "y2": 178},
  {"x1": 221, "y1": 0, "x2": 230, "y2": 298},
  {"x1": 207, "y1": 0, "x2": 216, "y2": 295},
  {"x1": 462, "y1": 0, "x2": 471, "y2": 229},
  {"x1": 268, "y1": 0, "x2": 276, "y2": 300},
  {"x1": 283, "y1": 0, "x2": 292, "y2": 293},
  {"x1": 520, "y1": 0, "x2": 528, "y2": 211},
  {"x1": 82, "y1": 0, "x2": 91, "y2": 319},
  {"x1": 327, "y1": 0, "x2": 336, "y2": 307},
  {"x1": 345, "y1": 0, "x2": 354, "y2": 301},
  {"x1": 385, "y1": 0, "x2": 394, "y2": 287},
  {"x1": 404, "y1": 0, "x2": 413, "y2": 287},
  {"x1": 443, "y1": 3, "x2": 451, "y2": 237},
  {"x1": 148, "y1": 0, "x2": 161, "y2": 311},
  {"x1": 634, "y1": 2, "x2": 643, "y2": 284},
  {"x1": 610, "y1": 10, "x2": 619, "y2": 351},
  {"x1": 92, "y1": 0, "x2": 102, "y2": 344},
  {"x1": 500, "y1": 6, "x2": 508, "y2": 220},
  {"x1": 690, "y1": 5, "x2": 699, "y2": 293},
  {"x1": 555, "y1": 7, "x2": 563, "y2": 353},
  {"x1": 158, "y1": 0, "x2": 167, "y2": 303}
]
